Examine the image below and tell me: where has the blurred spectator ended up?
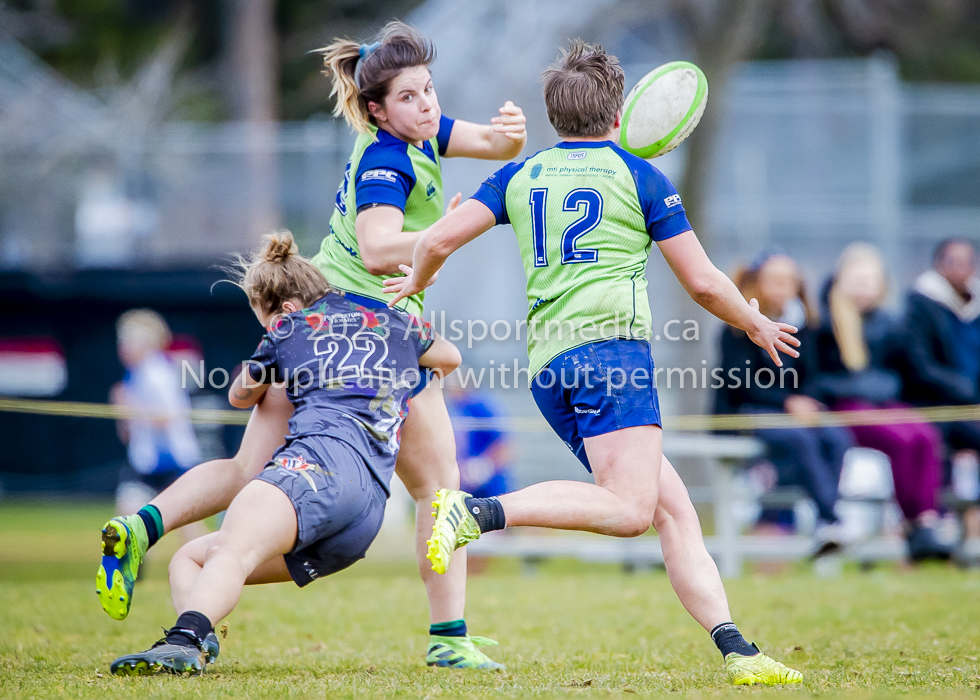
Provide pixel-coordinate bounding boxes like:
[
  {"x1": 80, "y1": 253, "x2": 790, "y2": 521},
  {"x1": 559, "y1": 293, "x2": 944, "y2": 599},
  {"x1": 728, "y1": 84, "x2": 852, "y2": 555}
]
[
  {"x1": 903, "y1": 238, "x2": 980, "y2": 466},
  {"x1": 716, "y1": 250, "x2": 854, "y2": 553},
  {"x1": 445, "y1": 376, "x2": 515, "y2": 500},
  {"x1": 811, "y1": 243, "x2": 951, "y2": 560},
  {"x1": 167, "y1": 335, "x2": 228, "y2": 464},
  {"x1": 112, "y1": 310, "x2": 204, "y2": 541}
]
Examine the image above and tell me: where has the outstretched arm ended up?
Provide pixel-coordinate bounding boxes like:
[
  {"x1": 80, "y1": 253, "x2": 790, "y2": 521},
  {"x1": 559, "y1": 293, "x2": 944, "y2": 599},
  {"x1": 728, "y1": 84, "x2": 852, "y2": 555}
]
[
  {"x1": 355, "y1": 194, "x2": 463, "y2": 276},
  {"x1": 383, "y1": 199, "x2": 497, "y2": 306},
  {"x1": 658, "y1": 230, "x2": 801, "y2": 366},
  {"x1": 444, "y1": 101, "x2": 527, "y2": 160}
]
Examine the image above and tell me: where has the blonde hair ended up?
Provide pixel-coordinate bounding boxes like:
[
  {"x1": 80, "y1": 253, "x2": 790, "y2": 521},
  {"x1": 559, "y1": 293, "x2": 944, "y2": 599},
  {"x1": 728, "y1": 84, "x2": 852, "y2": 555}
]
[
  {"x1": 231, "y1": 231, "x2": 331, "y2": 317},
  {"x1": 316, "y1": 21, "x2": 436, "y2": 135},
  {"x1": 117, "y1": 309, "x2": 172, "y2": 352},
  {"x1": 829, "y1": 243, "x2": 888, "y2": 372}
]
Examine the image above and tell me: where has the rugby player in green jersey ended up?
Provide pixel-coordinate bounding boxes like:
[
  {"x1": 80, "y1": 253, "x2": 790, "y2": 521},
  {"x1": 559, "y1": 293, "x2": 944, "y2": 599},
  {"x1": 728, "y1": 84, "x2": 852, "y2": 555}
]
[
  {"x1": 385, "y1": 40, "x2": 804, "y2": 686},
  {"x1": 97, "y1": 22, "x2": 525, "y2": 670}
]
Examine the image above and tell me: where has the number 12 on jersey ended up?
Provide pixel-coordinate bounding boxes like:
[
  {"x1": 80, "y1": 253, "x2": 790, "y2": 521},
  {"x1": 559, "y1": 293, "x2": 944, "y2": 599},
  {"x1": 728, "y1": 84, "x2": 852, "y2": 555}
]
[{"x1": 529, "y1": 187, "x2": 603, "y2": 267}]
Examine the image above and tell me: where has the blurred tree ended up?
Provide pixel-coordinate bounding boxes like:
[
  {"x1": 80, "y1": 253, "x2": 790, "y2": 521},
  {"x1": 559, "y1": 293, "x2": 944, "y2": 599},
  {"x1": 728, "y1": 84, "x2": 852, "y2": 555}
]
[
  {"x1": 1, "y1": 0, "x2": 424, "y2": 120},
  {"x1": 657, "y1": 0, "x2": 980, "y2": 249}
]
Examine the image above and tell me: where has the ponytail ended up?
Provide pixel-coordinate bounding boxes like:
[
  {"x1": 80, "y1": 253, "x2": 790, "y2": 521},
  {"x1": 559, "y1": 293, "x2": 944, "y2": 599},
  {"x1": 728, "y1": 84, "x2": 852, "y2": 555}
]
[
  {"x1": 315, "y1": 21, "x2": 436, "y2": 135},
  {"x1": 319, "y1": 40, "x2": 372, "y2": 134},
  {"x1": 230, "y1": 231, "x2": 331, "y2": 317}
]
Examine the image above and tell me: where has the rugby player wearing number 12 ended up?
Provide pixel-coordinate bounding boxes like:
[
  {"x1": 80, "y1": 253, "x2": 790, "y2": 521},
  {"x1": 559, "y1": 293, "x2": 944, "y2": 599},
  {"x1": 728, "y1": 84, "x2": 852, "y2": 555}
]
[{"x1": 385, "y1": 41, "x2": 804, "y2": 686}]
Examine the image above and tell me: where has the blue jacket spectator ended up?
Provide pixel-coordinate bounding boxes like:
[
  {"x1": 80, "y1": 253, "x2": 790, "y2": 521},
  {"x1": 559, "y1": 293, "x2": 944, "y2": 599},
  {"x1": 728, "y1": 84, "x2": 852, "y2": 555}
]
[{"x1": 903, "y1": 238, "x2": 980, "y2": 459}]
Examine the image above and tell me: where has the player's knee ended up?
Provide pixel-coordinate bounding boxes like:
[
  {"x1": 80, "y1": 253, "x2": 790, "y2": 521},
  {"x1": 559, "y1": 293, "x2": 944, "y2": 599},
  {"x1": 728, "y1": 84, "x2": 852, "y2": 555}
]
[
  {"x1": 168, "y1": 541, "x2": 199, "y2": 578},
  {"x1": 400, "y1": 462, "x2": 461, "y2": 500},
  {"x1": 617, "y1": 505, "x2": 655, "y2": 538}
]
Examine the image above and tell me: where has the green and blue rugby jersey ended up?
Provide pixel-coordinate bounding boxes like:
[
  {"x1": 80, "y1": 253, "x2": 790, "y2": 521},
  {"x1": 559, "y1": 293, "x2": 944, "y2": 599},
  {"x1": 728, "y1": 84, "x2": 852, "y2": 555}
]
[
  {"x1": 472, "y1": 140, "x2": 692, "y2": 375},
  {"x1": 312, "y1": 115, "x2": 454, "y2": 317}
]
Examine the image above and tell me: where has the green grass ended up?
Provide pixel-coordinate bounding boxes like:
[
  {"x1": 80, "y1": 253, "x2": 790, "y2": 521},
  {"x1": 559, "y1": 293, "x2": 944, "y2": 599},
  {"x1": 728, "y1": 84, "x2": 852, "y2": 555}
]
[{"x1": 2, "y1": 499, "x2": 980, "y2": 698}]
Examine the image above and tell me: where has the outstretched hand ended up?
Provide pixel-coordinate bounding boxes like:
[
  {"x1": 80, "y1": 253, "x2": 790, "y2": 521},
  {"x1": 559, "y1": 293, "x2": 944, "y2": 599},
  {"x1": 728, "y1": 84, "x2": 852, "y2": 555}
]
[
  {"x1": 746, "y1": 298, "x2": 801, "y2": 367},
  {"x1": 491, "y1": 101, "x2": 527, "y2": 142},
  {"x1": 384, "y1": 264, "x2": 430, "y2": 308}
]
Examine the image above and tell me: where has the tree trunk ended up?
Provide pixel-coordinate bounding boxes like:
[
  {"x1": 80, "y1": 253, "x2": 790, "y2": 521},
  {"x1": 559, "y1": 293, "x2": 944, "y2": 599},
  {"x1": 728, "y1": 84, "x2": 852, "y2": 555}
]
[{"x1": 226, "y1": 0, "x2": 280, "y2": 242}]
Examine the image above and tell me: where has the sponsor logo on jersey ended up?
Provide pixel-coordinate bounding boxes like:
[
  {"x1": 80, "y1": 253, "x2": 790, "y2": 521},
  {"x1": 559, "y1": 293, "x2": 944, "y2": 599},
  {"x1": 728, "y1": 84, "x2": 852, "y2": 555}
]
[
  {"x1": 574, "y1": 407, "x2": 600, "y2": 415},
  {"x1": 426, "y1": 182, "x2": 437, "y2": 199},
  {"x1": 664, "y1": 194, "x2": 682, "y2": 208},
  {"x1": 529, "y1": 163, "x2": 543, "y2": 180},
  {"x1": 361, "y1": 168, "x2": 399, "y2": 183},
  {"x1": 567, "y1": 151, "x2": 586, "y2": 160}
]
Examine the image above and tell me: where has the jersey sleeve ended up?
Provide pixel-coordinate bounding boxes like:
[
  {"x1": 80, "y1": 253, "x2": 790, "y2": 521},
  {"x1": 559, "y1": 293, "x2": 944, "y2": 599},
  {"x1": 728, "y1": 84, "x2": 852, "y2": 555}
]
[
  {"x1": 354, "y1": 141, "x2": 416, "y2": 213},
  {"x1": 470, "y1": 160, "x2": 524, "y2": 226},
  {"x1": 634, "y1": 163, "x2": 693, "y2": 241},
  {"x1": 436, "y1": 114, "x2": 455, "y2": 156},
  {"x1": 247, "y1": 334, "x2": 280, "y2": 384}
]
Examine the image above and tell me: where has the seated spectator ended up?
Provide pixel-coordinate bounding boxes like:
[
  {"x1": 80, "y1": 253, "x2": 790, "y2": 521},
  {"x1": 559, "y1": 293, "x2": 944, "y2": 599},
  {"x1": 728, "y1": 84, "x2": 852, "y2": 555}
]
[
  {"x1": 903, "y1": 238, "x2": 980, "y2": 468},
  {"x1": 716, "y1": 250, "x2": 854, "y2": 554},
  {"x1": 811, "y1": 243, "x2": 950, "y2": 560}
]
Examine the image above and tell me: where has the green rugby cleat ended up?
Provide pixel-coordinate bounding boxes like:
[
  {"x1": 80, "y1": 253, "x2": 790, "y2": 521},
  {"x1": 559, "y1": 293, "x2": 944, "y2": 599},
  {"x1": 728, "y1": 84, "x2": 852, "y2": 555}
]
[
  {"x1": 96, "y1": 515, "x2": 148, "y2": 620},
  {"x1": 426, "y1": 489, "x2": 482, "y2": 575},
  {"x1": 725, "y1": 645, "x2": 803, "y2": 686},
  {"x1": 426, "y1": 635, "x2": 505, "y2": 670}
]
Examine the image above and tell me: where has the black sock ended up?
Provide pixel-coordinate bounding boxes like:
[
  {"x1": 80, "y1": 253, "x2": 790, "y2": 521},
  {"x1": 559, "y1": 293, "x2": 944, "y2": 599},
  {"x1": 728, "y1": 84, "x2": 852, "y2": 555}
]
[
  {"x1": 136, "y1": 504, "x2": 164, "y2": 548},
  {"x1": 710, "y1": 622, "x2": 758, "y2": 659},
  {"x1": 166, "y1": 611, "x2": 213, "y2": 648},
  {"x1": 429, "y1": 619, "x2": 467, "y2": 637},
  {"x1": 463, "y1": 496, "x2": 506, "y2": 533}
]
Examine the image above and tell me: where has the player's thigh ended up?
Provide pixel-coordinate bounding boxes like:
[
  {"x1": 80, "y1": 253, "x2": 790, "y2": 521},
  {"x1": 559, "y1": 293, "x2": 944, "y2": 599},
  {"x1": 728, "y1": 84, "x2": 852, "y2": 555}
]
[
  {"x1": 245, "y1": 556, "x2": 293, "y2": 585},
  {"x1": 584, "y1": 424, "x2": 663, "y2": 510},
  {"x1": 395, "y1": 382, "x2": 459, "y2": 498},
  {"x1": 235, "y1": 385, "x2": 293, "y2": 477},
  {"x1": 210, "y1": 479, "x2": 298, "y2": 569}
]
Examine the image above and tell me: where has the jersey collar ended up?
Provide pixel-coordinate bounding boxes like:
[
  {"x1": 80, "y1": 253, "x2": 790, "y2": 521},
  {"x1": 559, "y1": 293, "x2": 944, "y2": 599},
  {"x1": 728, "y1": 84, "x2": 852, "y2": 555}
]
[{"x1": 555, "y1": 140, "x2": 615, "y2": 149}]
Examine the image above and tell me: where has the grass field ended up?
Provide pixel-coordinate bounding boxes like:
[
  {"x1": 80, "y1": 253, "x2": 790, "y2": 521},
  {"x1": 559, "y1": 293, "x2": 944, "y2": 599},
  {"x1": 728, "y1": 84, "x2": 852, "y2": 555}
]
[{"x1": 3, "y1": 499, "x2": 980, "y2": 698}]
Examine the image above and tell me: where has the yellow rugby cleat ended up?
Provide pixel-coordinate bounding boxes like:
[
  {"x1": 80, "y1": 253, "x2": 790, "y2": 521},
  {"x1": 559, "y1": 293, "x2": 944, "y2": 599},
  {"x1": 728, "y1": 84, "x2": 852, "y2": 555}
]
[
  {"x1": 96, "y1": 515, "x2": 148, "y2": 620},
  {"x1": 426, "y1": 489, "x2": 481, "y2": 574},
  {"x1": 725, "y1": 645, "x2": 803, "y2": 686}
]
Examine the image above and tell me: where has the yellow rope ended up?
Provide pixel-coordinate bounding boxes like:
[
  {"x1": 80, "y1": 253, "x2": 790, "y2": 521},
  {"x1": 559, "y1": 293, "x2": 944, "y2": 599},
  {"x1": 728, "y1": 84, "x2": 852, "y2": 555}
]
[{"x1": 0, "y1": 396, "x2": 977, "y2": 433}]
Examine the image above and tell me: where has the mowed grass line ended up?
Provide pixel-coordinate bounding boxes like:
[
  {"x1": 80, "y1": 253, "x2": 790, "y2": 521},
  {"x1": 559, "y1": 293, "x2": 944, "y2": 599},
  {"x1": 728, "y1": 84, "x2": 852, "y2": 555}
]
[{"x1": 2, "y1": 500, "x2": 980, "y2": 698}]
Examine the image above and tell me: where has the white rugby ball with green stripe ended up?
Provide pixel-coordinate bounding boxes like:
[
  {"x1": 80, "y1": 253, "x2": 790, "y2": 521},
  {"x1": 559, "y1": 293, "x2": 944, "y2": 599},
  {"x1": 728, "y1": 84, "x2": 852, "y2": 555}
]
[{"x1": 619, "y1": 61, "x2": 708, "y2": 159}]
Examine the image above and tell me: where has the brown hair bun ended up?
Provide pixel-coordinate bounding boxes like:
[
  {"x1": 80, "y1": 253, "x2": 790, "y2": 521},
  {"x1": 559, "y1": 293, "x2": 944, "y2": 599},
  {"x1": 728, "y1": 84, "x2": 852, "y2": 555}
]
[
  {"x1": 227, "y1": 229, "x2": 331, "y2": 317},
  {"x1": 262, "y1": 231, "x2": 298, "y2": 264}
]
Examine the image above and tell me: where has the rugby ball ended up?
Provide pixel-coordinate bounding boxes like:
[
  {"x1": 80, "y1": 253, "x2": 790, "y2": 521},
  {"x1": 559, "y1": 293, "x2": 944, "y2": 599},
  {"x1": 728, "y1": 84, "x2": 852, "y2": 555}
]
[{"x1": 619, "y1": 61, "x2": 708, "y2": 159}]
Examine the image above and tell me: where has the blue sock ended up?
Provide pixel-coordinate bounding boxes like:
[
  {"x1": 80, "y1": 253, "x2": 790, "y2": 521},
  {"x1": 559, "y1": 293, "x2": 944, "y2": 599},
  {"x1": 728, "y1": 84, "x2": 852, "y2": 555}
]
[
  {"x1": 710, "y1": 622, "x2": 758, "y2": 658},
  {"x1": 429, "y1": 619, "x2": 467, "y2": 638},
  {"x1": 136, "y1": 505, "x2": 164, "y2": 548}
]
